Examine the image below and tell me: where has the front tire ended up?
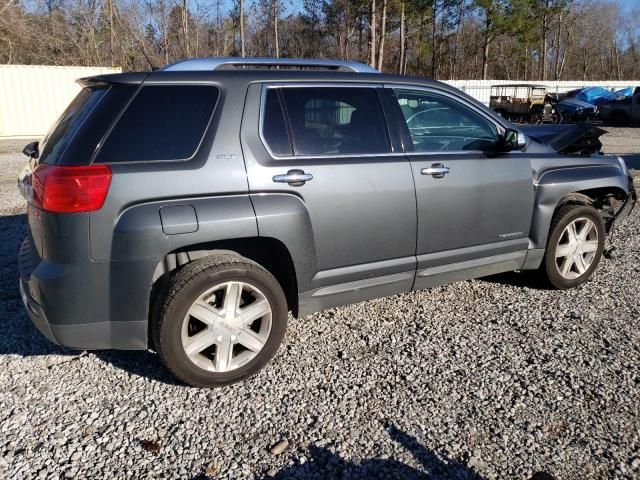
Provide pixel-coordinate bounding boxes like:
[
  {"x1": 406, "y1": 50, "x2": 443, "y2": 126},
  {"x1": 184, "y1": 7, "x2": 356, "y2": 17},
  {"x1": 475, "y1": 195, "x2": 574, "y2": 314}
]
[
  {"x1": 540, "y1": 205, "x2": 605, "y2": 289},
  {"x1": 152, "y1": 253, "x2": 288, "y2": 387}
]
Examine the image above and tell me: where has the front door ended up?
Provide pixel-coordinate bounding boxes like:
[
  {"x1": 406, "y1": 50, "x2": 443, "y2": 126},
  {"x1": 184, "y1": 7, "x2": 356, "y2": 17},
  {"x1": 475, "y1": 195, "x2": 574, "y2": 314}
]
[
  {"x1": 241, "y1": 83, "x2": 418, "y2": 310},
  {"x1": 388, "y1": 87, "x2": 535, "y2": 289}
]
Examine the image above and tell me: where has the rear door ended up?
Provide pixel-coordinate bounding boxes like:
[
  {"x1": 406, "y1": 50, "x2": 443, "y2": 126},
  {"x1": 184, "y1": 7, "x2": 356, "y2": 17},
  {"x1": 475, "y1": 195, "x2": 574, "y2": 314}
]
[
  {"x1": 387, "y1": 86, "x2": 534, "y2": 289},
  {"x1": 241, "y1": 83, "x2": 417, "y2": 309}
]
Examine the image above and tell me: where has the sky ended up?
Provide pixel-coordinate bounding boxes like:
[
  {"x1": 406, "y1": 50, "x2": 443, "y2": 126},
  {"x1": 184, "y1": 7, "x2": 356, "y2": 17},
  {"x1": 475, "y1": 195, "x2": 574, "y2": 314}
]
[{"x1": 618, "y1": 0, "x2": 640, "y2": 12}]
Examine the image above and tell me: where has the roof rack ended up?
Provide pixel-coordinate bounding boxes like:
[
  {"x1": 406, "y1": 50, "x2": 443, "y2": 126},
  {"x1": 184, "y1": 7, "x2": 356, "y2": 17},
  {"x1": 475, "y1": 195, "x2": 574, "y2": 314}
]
[{"x1": 161, "y1": 57, "x2": 379, "y2": 73}]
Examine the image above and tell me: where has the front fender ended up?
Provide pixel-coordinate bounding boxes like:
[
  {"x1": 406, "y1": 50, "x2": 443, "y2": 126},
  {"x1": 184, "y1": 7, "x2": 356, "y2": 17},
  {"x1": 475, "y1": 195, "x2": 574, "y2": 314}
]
[{"x1": 530, "y1": 165, "x2": 629, "y2": 248}]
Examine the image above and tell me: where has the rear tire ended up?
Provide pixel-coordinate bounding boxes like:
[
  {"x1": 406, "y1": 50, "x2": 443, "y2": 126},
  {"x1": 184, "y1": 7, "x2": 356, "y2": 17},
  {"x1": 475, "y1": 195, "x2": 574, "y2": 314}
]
[
  {"x1": 152, "y1": 253, "x2": 288, "y2": 387},
  {"x1": 540, "y1": 205, "x2": 605, "y2": 289}
]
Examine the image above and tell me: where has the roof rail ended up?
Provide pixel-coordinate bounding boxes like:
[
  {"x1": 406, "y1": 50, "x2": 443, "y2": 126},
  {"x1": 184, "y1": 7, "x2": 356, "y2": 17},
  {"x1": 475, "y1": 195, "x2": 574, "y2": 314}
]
[{"x1": 161, "y1": 57, "x2": 379, "y2": 74}]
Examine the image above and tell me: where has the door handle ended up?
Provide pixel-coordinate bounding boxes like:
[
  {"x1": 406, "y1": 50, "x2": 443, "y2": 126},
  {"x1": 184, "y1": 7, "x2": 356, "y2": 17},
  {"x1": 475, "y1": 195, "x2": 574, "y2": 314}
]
[
  {"x1": 421, "y1": 163, "x2": 450, "y2": 179},
  {"x1": 272, "y1": 169, "x2": 313, "y2": 187}
]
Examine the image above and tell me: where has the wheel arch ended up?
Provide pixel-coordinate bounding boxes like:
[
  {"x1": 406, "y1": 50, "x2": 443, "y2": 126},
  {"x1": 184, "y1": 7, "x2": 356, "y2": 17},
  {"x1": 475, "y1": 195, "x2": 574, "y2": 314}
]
[
  {"x1": 530, "y1": 166, "x2": 630, "y2": 249},
  {"x1": 150, "y1": 237, "x2": 300, "y2": 319}
]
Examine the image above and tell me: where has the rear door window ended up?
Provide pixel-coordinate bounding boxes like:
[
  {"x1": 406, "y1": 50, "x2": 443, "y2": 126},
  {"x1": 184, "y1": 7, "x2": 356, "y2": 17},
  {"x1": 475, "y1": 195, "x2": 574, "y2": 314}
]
[
  {"x1": 264, "y1": 86, "x2": 390, "y2": 156},
  {"x1": 262, "y1": 89, "x2": 293, "y2": 156},
  {"x1": 96, "y1": 85, "x2": 218, "y2": 163}
]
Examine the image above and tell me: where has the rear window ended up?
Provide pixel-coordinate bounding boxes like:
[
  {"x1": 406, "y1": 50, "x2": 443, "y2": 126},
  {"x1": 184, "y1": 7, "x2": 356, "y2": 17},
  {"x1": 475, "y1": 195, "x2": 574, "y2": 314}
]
[
  {"x1": 96, "y1": 85, "x2": 218, "y2": 163},
  {"x1": 39, "y1": 86, "x2": 108, "y2": 165}
]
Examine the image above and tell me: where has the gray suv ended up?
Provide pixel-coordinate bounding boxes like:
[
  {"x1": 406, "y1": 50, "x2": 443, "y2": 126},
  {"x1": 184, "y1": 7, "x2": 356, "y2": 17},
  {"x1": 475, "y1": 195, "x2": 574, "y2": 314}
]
[{"x1": 18, "y1": 58, "x2": 636, "y2": 387}]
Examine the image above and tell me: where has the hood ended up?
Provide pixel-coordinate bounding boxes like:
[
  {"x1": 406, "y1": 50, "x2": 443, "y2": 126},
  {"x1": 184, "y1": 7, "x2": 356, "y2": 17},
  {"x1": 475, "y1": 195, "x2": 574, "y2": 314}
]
[
  {"x1": 519, "y1": 124, "x2": 606, "y2": 155},
  {"x1": 558, "y1": 97, "x2": 597, "y2": 111}
]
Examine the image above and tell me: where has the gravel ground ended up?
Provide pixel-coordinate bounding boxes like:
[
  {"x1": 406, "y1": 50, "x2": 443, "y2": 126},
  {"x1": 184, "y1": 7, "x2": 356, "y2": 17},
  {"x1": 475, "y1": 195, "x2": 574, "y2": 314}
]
[{"x1": 0, "y1": 131, "x2": 639, "y2": 480}]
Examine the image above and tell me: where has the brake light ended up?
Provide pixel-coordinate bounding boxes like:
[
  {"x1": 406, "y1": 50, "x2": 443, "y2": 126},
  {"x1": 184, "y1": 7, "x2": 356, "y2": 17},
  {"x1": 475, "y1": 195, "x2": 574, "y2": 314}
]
[{"x1": 31, "y1": 164, "x2": 112, "y2": 213}]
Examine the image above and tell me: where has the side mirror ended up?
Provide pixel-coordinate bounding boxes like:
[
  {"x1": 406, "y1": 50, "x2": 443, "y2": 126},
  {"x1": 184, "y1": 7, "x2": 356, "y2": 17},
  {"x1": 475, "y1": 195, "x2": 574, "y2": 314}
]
[
  {"x1": 22, "y1": 141, "x2": 39, "y2": 159},
  {"x1": 503, "y1": 129, "x2": 526, "y2": 151}
]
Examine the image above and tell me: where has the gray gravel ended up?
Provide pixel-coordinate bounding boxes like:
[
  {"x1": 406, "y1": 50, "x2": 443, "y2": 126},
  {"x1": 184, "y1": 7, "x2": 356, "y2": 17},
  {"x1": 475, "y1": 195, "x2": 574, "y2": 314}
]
[{"x1": 1, "y1": 131, "x2": 639, "y2": 480}]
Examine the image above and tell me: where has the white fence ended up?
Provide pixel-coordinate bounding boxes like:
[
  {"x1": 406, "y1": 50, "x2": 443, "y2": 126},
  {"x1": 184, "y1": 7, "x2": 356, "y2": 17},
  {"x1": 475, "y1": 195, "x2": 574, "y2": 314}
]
[
  {"x1": 0, "y1": 65, "x2": 121, "y2": 139},
  {"x1": 442, "y1": 79, "x2": 637, "y2": 106},
  {"x1": 0, "y1": 65, "x2": 637, "y2": 139}
]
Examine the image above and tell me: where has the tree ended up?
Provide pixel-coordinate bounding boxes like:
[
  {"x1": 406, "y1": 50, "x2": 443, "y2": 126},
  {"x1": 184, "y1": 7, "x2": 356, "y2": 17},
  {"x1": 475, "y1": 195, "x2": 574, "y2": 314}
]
[
  {"x1": 240, "y1": 0, "x2": 245, "y2": 56},
  {"x1": 0, "y1": 0, "x2": 637, "y2": 82}
]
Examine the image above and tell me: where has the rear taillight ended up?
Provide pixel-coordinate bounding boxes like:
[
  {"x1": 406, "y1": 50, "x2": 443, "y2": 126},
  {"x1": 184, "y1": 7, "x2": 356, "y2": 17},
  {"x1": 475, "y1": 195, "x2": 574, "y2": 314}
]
[{"x1": 31, "y1": 164, "x2": 112, "y2": 213}]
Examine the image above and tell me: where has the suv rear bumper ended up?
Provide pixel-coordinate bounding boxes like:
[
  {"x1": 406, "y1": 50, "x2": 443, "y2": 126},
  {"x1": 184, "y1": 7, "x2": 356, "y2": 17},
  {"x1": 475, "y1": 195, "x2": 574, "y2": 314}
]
[
  {"x1": 18, "y1": 236, "x2": 147, "y2": 350},
  {"x1": 19, "y1": 278, "x2": 58, "y2": 344}
]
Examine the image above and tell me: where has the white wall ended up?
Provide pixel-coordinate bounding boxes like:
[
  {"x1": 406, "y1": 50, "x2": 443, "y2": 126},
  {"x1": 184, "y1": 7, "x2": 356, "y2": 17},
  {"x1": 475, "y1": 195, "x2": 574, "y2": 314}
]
[
  {"x1": 0, "y1": 65, "x2": 121, "y2": 139},
  {"x1": 0, "y1": 65, "x2": 637, "y2": 138},
  {"x1": 442, "y1": 79, "x2": 637, "y2": 106}
]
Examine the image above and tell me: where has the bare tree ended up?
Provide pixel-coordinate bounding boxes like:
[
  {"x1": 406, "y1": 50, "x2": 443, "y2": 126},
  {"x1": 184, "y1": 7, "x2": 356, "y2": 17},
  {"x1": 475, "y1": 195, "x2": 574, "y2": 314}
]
[
  {"x1": 398, "y1": 1, "x2": 405, "y2": 74},
  {"x1": 369, "y1": 0, "x2": 376, "y2": 68},
  {"x1": 273, "y1": 0, "x2": 279, "y2": 58},
  {"x1": 376, "y1": 0, "x2": 387, "y2": 70},
  {"x1": 1, "y1": 0, "x2": 638, "y2": 82},
  {"x1": 240, "y1": 0, "x2": 245, "y2": 57}
]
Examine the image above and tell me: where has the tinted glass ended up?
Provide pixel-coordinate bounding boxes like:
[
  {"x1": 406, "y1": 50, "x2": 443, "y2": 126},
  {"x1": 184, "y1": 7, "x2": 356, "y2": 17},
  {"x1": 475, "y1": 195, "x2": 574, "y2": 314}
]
[
  {"x1": 394, "y1": 89, "x2": 497, "y2": 153},
  {"x1": 263, "y1": 89, "x2": 293, "y2": 155},
  {"x1": 279, "y1": 87, "x2": 390, "y2": 156},
  {"x1": 96, "y1": 85, "x2": 218, "y2": 162},
  {"x1": 59, "y1": 85, "x2": 136, "y2": 165},
  {"x1": 40, "y1": 86, "x2": 108, "y2": 165}
]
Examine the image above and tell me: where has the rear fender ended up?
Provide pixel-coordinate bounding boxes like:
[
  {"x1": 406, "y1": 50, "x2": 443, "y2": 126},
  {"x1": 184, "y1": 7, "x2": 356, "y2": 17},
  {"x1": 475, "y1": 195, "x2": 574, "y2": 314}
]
[
  {"x1": 102, "y1": 195, "x2": 258, "y2": 336},
  {"x1": 110, "y1": 195, "x2": 258, "y2": 261},
  {"x1": 250, "y1": 193, "x2": 317, "y2": 293}
]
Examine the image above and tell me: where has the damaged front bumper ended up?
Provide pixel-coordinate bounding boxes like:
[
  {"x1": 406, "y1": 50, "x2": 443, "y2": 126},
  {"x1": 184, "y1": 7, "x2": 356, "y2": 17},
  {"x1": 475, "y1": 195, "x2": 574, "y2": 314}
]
[
  {"x1": 602, "y1": 176, "x2": 636, "y2": 257},
  {"x1": 607, "y1": 175, "x2": 637, "y2": 231},
  {"x1": 618, "y1": 175, "x2": 638, "y2": 221}
]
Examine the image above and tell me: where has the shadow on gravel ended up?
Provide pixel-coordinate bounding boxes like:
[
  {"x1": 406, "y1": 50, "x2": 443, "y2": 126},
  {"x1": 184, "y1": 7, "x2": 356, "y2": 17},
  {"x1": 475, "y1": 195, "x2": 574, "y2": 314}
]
[
  {"x1": 0, "y1": 213, "x2": 26, "y2": 302},
  {"x1": 0, "y1": 212, "x2": 179, "y2": 379},
  {"x1": 479, "y1": 271, "x2": 549, "y2": 290},
  {"x1": 93, "y1": 350, "x2": 182, "y2": 385},
  {"x1": 0, "y1": 213, "x2": 75, "y2": 357},
  {"x1": 257, "y1": 425, "x2": 484, "y2": 480}
]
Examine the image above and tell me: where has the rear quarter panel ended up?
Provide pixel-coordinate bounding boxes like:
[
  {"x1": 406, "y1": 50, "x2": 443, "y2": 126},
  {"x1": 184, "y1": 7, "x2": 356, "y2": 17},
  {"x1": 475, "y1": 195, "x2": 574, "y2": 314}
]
[{"x1": 88, "y1": 76, "x2": 256, "y2": 328}]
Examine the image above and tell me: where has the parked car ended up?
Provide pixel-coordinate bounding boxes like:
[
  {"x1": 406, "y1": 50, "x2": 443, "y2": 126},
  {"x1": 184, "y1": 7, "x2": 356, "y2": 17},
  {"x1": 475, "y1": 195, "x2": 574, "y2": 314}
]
[
  {"x1": 554, "y1": 97, "x2": 598, "y2": 123},
  {"x1": 489, "y1": 84, "x2": 561, "y2": 124},
  {"x1": 18, "y1": 58, "x2": 636, "y2": 387},
  {"x1": 599, "y1": 87, "x2": 640, "y2": 125}
]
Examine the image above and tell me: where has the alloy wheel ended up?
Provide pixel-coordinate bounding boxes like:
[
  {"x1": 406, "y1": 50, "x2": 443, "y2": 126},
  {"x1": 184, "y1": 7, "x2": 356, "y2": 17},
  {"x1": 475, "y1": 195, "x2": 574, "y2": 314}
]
[
  {"x1": 181, "y1": 281, "x2": 272, "y2": 372},
  {"x1": 555, "y1": 217, "x2": 599, "y2": 280}
]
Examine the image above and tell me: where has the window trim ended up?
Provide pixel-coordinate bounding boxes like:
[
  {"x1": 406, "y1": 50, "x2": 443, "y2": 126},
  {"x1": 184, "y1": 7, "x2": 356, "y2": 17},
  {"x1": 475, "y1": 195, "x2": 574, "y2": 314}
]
[
  {"x1": 261, "y1": 88, "x2": 295, "y2": 156},
  {"x1": 385, "y1": 83, "x2": 510, "y2": 156},
  {"x1": 92, "y1": 82, "x2": 221, "y2": 165},
  {"x1": 258, "y1": 82, "x2": 396, "y2": 160}
]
